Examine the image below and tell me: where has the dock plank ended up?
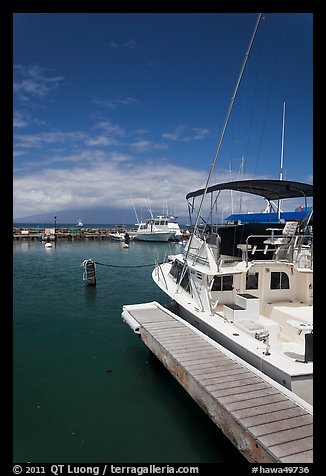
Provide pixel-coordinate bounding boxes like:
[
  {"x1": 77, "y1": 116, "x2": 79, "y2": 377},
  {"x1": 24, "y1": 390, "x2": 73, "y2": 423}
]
[
  {"x1": 241, "y1": 406, "x2": 309, "y2": 428},
  {"x1": 267, "y1": 436, "x2": 313, "y2": 459},
  {"x1": 233, "y1": 399, "x2": 298, "y2": 419},
  {"x1": 249, "y1": 414, "x2": 313, "y2": 437},
  {"x1": 279, "y1": 450, "x2": 313, "y2": 463}
]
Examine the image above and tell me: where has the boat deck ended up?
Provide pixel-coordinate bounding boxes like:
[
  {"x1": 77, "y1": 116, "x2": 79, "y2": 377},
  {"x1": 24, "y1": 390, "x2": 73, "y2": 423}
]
[{"x1": 121, "y1": 301, "x2": 313, "y2": 463}]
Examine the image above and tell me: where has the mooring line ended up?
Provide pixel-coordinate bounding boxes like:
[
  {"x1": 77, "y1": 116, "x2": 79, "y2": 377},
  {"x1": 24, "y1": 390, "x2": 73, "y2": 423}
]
[{"x1": 94, "y1": 260, "x2": 160, "y2": 269}]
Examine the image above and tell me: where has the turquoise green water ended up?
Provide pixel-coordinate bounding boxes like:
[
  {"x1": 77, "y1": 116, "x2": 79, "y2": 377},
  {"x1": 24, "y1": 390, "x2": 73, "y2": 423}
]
[{"x1": 13, "y1": 239, "x2": 245, "y2": 463}]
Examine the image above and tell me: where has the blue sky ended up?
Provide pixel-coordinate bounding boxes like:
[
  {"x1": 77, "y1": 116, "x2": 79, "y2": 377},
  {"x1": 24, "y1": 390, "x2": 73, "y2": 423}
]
[{"x1": 13, "y1": 12, "x2": 313, "y2": 223}]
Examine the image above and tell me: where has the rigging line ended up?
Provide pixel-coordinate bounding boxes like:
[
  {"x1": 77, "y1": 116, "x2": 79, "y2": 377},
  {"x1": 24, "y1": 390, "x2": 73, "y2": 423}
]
[
  {"x1": 185, "y1": 13, "x2": 263, "y2": 253},
  {"x1": 175, "y1": 14, "x2": 263, "y2": 295},
  {"x1": 194, "y1": 13, "x2": 262, "y2": 232}
]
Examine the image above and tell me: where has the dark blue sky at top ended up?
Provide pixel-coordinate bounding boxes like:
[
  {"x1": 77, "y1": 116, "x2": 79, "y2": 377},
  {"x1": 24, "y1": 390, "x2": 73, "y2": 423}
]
[{"x1": 13, "y1": 13, "x2": 313, "y2": 222}]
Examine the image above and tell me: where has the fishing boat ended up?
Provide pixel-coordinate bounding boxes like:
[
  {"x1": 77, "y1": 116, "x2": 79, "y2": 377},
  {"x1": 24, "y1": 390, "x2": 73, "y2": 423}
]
[
  {"x1": 133, "y1": 215, "x2": 182, "y2": 242},
  {"x1": 151, "y1": 14, "x2": 313, "y2": 405},
  {"x1": 153, "y1": 179, "x2": 313, "y2": 404},
  {"x1": 76, "y1": 218, "x2": 83, "y2": 227}
]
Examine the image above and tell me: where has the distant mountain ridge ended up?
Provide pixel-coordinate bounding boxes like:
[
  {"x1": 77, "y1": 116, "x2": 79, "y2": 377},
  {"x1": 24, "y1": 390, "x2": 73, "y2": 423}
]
[{"x1": 13, "y1": 207, "x2": 189, "y2": 225}]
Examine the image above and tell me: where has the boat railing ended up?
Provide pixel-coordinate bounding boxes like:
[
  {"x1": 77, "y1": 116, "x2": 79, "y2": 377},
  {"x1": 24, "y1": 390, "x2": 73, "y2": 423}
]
[
  {"x1": 184, "y1": 245, "x2": 210, "y2": 268},
  {"x1": 243, "y1": 232, "x2": 313, "y2": 268},
  {"x1": 155, "y1": 258, "x2": 168, "y2": 290}
]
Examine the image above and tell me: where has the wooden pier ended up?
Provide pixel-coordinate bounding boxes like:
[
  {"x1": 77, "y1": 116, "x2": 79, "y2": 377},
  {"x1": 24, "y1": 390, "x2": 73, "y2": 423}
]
[{"x1": 121, "y1": 301, "x2": 313, "y2": 463}]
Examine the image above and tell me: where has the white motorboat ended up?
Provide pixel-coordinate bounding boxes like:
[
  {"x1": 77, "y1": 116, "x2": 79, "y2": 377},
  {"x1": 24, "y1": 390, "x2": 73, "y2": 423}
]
[
  {"x1": 76, "y1": 218, "x2": 83, "y2": 227},
  {"x1": 153, "y1": 179, "x2": 313, "y2": 405},
  {"x1": 109, "y1": 232, "x2": 126, "y2": 241},
  {"x1": 133, "y1": 215, "x2": 182, "y2": 242},
  {"x1": 109, "y1": 225, "x2": 132, "y2": 242}
]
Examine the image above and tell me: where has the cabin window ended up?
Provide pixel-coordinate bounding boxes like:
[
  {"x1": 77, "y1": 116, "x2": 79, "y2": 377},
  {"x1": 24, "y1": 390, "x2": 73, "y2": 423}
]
[
  {"x1": 169, "y1": 261, "x2": 190, "y2": 292},
  {"x1": 211, "y1": 275, "x2": 233, "y2": 291},
  {"x1": 180, "y1": 270, "x2": 190, "y2": 292},
  {"x1": 154, "y1": 221, "x2": 160, "y2": 225},
  {"x1": 270, "y1": 271, "x2": 290, "y2": 290},
  {"x1": 169, "y1": 260, "x2": 182, "y2": 280},
  {"x1": 246, "y1": 272, "x2": 259, "y2": 290}
]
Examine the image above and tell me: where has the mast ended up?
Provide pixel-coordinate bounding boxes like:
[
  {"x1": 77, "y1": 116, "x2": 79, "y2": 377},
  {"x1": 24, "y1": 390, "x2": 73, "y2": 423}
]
[
  {"x1": 278, "y1": 102, "x2": 286, "y2": 221},
  {"x1": 238, "y1": 156, "x2": 244, "y2": 214},
  {"x1": 279, "y1": 101, "x2": 286, "y2": 181},
  {"x1": 229, "y1": 163, "x2": 234, "y2": 214}
]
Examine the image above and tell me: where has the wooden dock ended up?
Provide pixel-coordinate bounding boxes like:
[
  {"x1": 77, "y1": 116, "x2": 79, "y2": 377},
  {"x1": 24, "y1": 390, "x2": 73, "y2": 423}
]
[{"x1": 121, "y1": 301, "x2": 313, "y2": 463}]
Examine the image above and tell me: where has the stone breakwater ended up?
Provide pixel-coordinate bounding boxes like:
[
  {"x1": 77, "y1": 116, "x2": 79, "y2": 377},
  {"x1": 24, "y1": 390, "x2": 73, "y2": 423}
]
[
  {"x1": 13, "y1": 227, "x2": 137, "y2": 240},
  {"x1": 13, "y1": 227, "x2": 190, "y2": 241}
]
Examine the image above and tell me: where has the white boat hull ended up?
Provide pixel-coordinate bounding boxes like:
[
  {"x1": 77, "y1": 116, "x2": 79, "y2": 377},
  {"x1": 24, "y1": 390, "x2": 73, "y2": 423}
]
[
  {"x1": 109, "y1": 234, "x2": 125, "y2": 241},
  {"x1": 152, "y1": 263, "x2": 313, "y2": 405},
  {"x1": 134, "y1": 232, "x2": 172, "y2": 242}
]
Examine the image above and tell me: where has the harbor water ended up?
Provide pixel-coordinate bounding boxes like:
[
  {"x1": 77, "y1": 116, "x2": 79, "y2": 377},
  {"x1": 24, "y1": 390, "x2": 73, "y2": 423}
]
[{"x1": 13, "y1": 238, "x2": 245, "y2": 463}]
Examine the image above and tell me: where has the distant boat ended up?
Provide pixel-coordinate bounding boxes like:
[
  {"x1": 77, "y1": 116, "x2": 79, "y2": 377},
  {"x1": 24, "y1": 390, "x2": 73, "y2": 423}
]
[
  {"x1": 41, "y1": 228, "x2": 56, "y2": 241},
  {"x1": 76, "y1": 218, "x2": 83, "y2": 227},
  {"x1": 109, "y1": 224, "x2": 128, "y2": 241}
]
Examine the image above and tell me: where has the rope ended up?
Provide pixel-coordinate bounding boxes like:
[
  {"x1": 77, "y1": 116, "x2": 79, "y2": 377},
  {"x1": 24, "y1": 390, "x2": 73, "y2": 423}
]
[{"x1": 94, "y1": 260, "x2": 160, "y2": 269}]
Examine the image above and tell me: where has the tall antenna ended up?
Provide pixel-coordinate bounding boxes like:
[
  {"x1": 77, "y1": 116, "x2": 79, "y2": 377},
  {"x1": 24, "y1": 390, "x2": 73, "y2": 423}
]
[
  {"x1": 278, "y1": 102, "x2": 286, "y2": 221},
  {"x1": 229, "y1": 163, "x2": 234, "y2": 214},
  {"x1": 279, "y1": 101, "x2": 286, "y2": 181},
  {"x1": 238, "y1": 156, "x2": 245, "y2": 213}
]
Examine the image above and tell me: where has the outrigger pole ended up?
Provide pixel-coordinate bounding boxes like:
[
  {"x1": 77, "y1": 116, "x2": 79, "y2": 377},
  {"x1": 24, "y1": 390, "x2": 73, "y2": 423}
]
[
  {"x1": 177, "y1": 13, "x2": 263, "y2": 293},
  {"x1": 186, "y1": 13, "x2": 263, "y2": 252}
]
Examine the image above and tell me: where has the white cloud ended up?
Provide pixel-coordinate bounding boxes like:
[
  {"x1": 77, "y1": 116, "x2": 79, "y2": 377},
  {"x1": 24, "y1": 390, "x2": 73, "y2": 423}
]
[
  {"x1": 15, "y1": 131, "x2": 87, "y2": 148},
  {"x1": 162, "y1": 125, "x2": 212, "y2": 142},
  {"x1": 13, "y1": 156, "x2": 209, "y2": 219},
  {"x1": 13, "y1": 112, "x2": 29, "y2": 128},
  {"x1": 94, "y1": 121, "x2": 126, "y2": 136},
  {"x1": 93, "y1": 96, "x2": 139, "y2": 110},
  {"x1": 130, "y1": 140, "x2": 168, "y2": 153},
  {"x1": 103, "y1": 39, "x2": 136, "y2": 50},
  {"x1": 85, "y1": 136, "x2": 117, "y2": 147},
  {"x1": 14, "y1": 64, "x2": 64, "y2": 102},
  {"x1": 13, "y1": 144, "x2": 282, "y2": 222}
]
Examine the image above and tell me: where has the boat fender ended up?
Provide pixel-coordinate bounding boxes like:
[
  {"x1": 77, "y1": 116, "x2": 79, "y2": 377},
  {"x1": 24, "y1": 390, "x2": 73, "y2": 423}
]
[{"x1": 121, "y1": 311, "x2": 141, "y2": 334}]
